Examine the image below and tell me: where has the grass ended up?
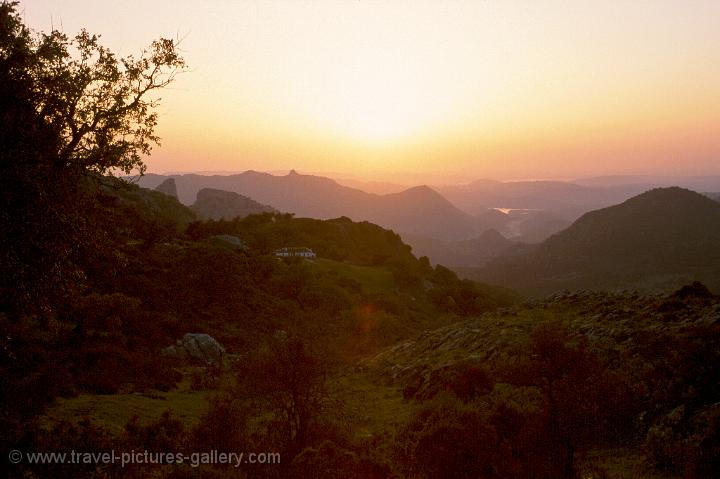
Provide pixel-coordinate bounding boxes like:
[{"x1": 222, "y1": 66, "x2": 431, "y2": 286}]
[
  {"x1": 330, "y1": 371, "x2": 416, "y2": 438},
  {"x1": 41, "y1": 365, "x2": 413, "y2": 446},
  {"x1": 41, "y1": 372, "x2": 211, "y2": 435},
  {"x1": 313, "y1": 258, "x2": 395, "y2": 293}
]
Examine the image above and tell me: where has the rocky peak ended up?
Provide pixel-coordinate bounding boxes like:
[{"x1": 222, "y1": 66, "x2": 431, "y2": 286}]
[{"x1": 154, "y1": 178, "x2": 178, "y2": 199}]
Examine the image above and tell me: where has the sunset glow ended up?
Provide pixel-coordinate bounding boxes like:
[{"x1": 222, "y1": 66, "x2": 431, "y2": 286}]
[{"x1": 22, "y1": 0, "x2": 720, "y2": 181}]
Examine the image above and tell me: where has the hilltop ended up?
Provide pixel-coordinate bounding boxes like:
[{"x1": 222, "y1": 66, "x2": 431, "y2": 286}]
[{"x1": 190, "y1": 188, "x2": 276, "y2": 220}]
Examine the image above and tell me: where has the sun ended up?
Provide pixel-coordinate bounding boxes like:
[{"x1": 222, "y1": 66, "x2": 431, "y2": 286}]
[
  {"x1": 291, "y1": 50, "x2": 451, "y2": 145},
  {"x1": 336, "y1": 82, "x2": 424, "y2": 142},
  {"x1": 311, "y1": 70, "x2": 430, "y2": 144}
]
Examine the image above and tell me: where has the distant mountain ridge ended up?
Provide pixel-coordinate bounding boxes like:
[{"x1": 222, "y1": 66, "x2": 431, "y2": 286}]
[
  {"x1": 403, "y1": 229, "x2": 514, "y2": 268},
  {"x1": 469, "y1": 187, "x2": 720, "y2": 295},
  {"x1": 136, "y1": 171, "x2": 720, "y2": 252},
  {"x1": 137, "y1": 170, "x2": 481, "y2": 241},
  {"x1": 436, "y1": 178, "x2": 647, "y2": 219},
  {"x1": 705, "y1": 192, "x2": 720, "y2": 202}
]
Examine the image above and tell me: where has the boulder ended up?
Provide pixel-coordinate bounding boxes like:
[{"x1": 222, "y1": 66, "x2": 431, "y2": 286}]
[{"x1": 162, "y1": 333, "x2": 225, "y2": 365}]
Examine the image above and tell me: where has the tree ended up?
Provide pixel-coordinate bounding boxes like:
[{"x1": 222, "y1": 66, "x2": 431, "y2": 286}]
[
  {"x1": 237, "y1": 337, "x2": 329, "y2": 460},
  {"x1": 396, "y1": 396, "x2": 515, "y2": 478},
  {"x1": 0, "y1": 1, "x2": 185, "y2": 310},
  {"x1": 505, "y1": 325, "x2": 631, "y2": 478},
  {"x1": 2, "y1": 1, "x2": 185, "y2": 176}
]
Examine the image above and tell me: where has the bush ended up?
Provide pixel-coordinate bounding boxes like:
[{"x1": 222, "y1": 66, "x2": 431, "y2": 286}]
[{"x1": 396, "y1": 396, "x2": 515, "y2": 478}]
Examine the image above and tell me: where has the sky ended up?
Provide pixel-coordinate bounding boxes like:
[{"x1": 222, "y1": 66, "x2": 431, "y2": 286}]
[{"x1": 21, "y1": 1, "x2": 720, "y2": 183}]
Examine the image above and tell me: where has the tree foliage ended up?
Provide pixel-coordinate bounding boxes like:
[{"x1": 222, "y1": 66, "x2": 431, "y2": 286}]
[
  {"x1": 0, "y1": 1, "x2": 185, "y2": 310},
  {"x1": 502, "y1": 325, "x2": 636, "y2": 478},
  {"x1": 2, "y1": 1, "x2": 185, "y2": 175},
  {"x1": 237, "y1": 337, "x2": 329, "y2": 459}
]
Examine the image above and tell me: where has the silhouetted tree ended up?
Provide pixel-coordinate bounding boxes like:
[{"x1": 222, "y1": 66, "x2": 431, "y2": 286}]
[
  {"x1": 505, "y1": 325, "x2": 630, "y2": 478},
  {"x1": 237, "y1": 337, "x2": 329, "y2": 460},
  {"x1": 0, "y1": 1, "x2": 185, "y2": 310},
  {"x1": 396, "y1": 396, "x2": 515, "y2": 478}
]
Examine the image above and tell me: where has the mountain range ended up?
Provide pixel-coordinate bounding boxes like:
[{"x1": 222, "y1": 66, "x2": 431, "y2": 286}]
[
  {"x1": 137, "y1": 170, "x2": 483, "y2": 241},
  {"x1": 136, "y1": 171, "x2": 720, "y2": 272},
  {"x1": 435, "y1": 179, "x2": 652, "y2": 220},
  {"x1": 466, "y1": 187, "x2": 720, "y2": 295},
  {"x1": 134, "y1": 171, "x2": 597, "y2": 245}
]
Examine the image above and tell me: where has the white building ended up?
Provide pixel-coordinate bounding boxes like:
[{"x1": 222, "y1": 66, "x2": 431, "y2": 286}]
[{"x1": 274, "y1": 247, "x2": 317, "y2": 258}]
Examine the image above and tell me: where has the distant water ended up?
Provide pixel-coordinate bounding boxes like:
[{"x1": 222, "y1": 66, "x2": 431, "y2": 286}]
[{"x1": 494, "y1": 208, "x2": 539, "y2": 215}]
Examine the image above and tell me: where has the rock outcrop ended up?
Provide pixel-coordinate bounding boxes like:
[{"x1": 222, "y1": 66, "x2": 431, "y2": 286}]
[
  {"x1": 162, "y1": 333, "x2": 225, "y2": 365},
  {"x1": 154, "y1": 178, "x2": 178, "y2": 199},
  {"x1": 363, "y1": 285, "x2": 720, "y2": 399}
]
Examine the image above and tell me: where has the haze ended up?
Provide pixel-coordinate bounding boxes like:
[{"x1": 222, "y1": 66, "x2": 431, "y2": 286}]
[{"x1": 22, "y1": 0, "x2": 720, "y2": 183}]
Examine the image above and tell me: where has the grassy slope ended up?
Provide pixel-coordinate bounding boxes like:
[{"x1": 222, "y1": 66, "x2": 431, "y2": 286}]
[
  {"x1": 39, "y1": 259, "x2": 409, "y2": 433},
  {"x1": 41, "y1": 372, "x2": 210, "y2": 435},
  {"x1": 40, "y1": 287, "x2": 696, "y2": 478},
  {"x1": 313, "y1": 258, "x2": 394, "y2": 293}
]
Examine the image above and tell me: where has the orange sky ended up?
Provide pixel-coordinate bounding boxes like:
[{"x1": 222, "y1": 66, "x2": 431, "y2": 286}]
[{"x1": 23, "y1": 1, "x2": 720, "y2": 183}]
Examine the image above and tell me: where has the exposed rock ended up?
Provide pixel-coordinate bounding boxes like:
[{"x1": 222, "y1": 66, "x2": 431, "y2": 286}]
[
  {"x1": 155, "y1": 178, "x2": 178, "y2": 199},
  {"x1": 363, "y1": 284, "x2": 720, "y2": 394},
  {"x1": 162, "y1": 333, "x2": 225, "y2": 365}
]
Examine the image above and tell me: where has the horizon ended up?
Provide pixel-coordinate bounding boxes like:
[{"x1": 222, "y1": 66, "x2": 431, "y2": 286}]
[
  {"x1": 142, "y1": 168, "x2": 720, "y2": 188},
  {"x1": 21, "y1": 0, "x2": 720, "y2": 183}
]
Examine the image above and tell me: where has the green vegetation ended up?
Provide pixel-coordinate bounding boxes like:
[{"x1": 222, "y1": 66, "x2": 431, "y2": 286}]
[
  {"x1": 0, "y1": 0, "x2": 185, "y2": 311},
  {"x1": 42, "y1": 388, "x2": 210, "y2": 436},
  {"x1": 365, "y1": 288, "x2": 720, "y2": 478},
  {"x1": 313, "y1": 258, "x2": 395, "y2": 293},
  {"x1": 187, "y1": 213, "x2": 418, "y2": 267}
]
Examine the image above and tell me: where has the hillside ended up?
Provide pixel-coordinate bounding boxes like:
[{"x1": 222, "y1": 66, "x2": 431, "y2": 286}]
[
  {"x1": 369, "y1": 185, "x2": 479, "y2": 240},
  {"x1": 137, "y1": 171, "x2": 481, "y2": 241},
  {"x1": 99, "y1": 177, "x2": 197, "y2": 235},
  {"x1": 361, "y1": 286, "x2": 720, "y2": 477},
  {"x1": 403, "y1": 229, "x2": 514, "y2": 268},
  {"x1": 471, "y1": 187, "x2": 720, "y2": 295},
  {"x1": 190, "y1": 187, "x2": 276, "y2": 220},
  {"x1": 137, "y1": 171, "x2": 588, "y2": 245},
  {"x1": 11, "y1": 177, "x2": 716, "y2": 479},
  {"x1": 474, "y1": 208, "x2": 571, "y2": 243}
]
